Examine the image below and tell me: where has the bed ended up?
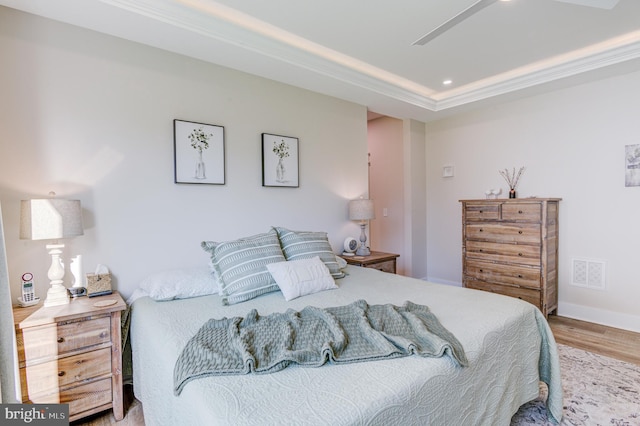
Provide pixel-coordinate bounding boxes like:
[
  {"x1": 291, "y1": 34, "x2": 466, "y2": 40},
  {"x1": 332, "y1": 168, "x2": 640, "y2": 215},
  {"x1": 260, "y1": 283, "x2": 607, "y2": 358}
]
[{"x1": 129, "y1": 256, "x2": 562, "y2": 425}]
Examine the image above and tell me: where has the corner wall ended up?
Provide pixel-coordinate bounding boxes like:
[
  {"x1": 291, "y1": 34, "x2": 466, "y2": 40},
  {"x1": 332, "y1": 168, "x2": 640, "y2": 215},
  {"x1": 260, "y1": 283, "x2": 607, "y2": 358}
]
[{"x1": 425, "y1": 69, "x2": 640, "y2": 332}]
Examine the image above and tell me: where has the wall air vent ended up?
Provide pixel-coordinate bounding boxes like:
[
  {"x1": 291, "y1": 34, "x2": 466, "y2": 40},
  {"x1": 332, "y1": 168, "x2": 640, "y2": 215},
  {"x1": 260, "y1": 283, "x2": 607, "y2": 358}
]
[{"x1": 571, "y1": 258, "x2": 606, "y2": 290}]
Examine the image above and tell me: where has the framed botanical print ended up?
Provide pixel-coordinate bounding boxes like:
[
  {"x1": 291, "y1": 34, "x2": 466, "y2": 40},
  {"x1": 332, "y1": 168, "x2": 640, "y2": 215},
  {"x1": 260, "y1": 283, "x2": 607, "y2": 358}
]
[
  {"x1": 625, "y1": 144, "x2": 640, "y2": 187},
  {"x1": 262, "y1": 133, "x2": 299, "y2": 187},
  {"x1": 174, "y1": 119, "x2": 225, "y2": 185}
]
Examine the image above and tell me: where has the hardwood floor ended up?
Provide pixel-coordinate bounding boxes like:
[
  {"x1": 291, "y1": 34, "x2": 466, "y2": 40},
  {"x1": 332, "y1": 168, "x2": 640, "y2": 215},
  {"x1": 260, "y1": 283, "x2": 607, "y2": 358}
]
[
  {"x1": 547, "y1": 314, "x2": 640, "y2": 366},
  {"x1": 71, "y1": 315, "x2": 640, "y2": 425}
]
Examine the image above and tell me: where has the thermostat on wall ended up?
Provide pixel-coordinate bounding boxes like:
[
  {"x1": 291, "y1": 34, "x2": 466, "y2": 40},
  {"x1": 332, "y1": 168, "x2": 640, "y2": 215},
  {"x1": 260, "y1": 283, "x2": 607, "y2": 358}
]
[{"x1": 442, "y1": 165, "x2": 455, "y2": 178}]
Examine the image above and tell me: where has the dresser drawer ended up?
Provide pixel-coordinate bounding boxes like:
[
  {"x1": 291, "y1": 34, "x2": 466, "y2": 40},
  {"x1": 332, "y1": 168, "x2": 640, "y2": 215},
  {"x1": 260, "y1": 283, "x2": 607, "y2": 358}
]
[
  {"x1": 465, "y1": 259, "x2": 541, "y2": 289},
  {"x1": 464, "y1": 203, "x2": 500, "y2": 221},
  {"x1": 18, "y1": 316, "x2": 111, "y2": 363},
  {"x1": 465, "y1": 223, "x2": 540, "y2": 244},
  {"x1": 501, "y1": 203, "x2": 541, "y2": 222},
  {"x1": 20, "y1": 347, "x2": 112, "y2": 398},
  {"x1": 465, "y1": 280, "x2": 541, "y2": 307},
  {"x1": 465, "y1": 240, "x2": 541, "y2": 266},
  {"x1": 23, "y1": 377, "x2": 113, "y2": 420}
]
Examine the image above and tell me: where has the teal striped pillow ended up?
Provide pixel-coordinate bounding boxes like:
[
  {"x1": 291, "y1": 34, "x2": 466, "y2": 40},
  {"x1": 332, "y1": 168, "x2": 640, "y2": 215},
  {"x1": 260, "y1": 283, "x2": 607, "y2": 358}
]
[
  {"x1": 273, "y1": 227, "x2": 345, "y2": 279},
  {"x1": 201, "y1": 229, "x2": 285, "y2": 305}
]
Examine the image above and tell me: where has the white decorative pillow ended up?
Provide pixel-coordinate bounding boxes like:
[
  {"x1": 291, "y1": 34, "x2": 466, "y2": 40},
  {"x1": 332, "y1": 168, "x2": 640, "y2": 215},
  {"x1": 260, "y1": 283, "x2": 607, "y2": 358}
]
[
  {"x1": 138, "y1": 267, "x2": 218, "y2": 301},
  {"x1": 266, "y1": 256, "x2": 338, "y2": 301},
  {"x1": 273, "y1": 226, "x2": 345, "y2": 279},
  {"x1": 201, "y1": 229, "x2": 285, "y2": 305}
]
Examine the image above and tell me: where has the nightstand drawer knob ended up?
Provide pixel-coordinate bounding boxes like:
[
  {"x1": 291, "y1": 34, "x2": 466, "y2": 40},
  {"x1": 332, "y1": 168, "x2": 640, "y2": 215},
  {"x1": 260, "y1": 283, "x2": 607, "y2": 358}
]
[
  {"x1": 58, "y1": 371, "x2": 65, "y2": 377},
  {"x1": 518, "y1": 230, "x2": 523, "y2": 234},
  {"x1": 518, "y1": 253, "x2": 523, "y2": 257},
  {"x1": 518, "y1": 210, "x2": 523, "y2": 214},
  {"x1": 57, "y1": 337, "x2": 64, "y2": 343},
  {"x1": 100, "y1": 332, "x2": 107, "y2": 338}
]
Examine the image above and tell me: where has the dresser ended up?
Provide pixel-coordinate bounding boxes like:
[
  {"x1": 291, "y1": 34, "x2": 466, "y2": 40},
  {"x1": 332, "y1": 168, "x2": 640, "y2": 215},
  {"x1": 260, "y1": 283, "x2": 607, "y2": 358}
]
[
  {"x1": 13, "y1": 292, "x2": 126, "y2": 422},
  {"x1": 341, "y1": 251, "x2": 399, "y2": 274},
  {"x1": 460, "y1": 198, "x2": 561, "y2": 317}
]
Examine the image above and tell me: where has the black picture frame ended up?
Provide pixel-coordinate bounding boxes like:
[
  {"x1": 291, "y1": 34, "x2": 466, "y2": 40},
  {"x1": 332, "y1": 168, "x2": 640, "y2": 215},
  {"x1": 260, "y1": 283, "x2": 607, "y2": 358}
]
[
  {"x1": 262, "y1": 133, "x2": 299, "y2": 187},
  {"x1": 174, "y1": 119, "x2": 225, "y2": 185}
]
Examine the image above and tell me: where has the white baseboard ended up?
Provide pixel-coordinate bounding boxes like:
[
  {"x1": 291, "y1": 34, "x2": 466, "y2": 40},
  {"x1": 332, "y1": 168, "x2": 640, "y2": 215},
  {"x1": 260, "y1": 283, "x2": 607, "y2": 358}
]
[
  {"x1": 424, "y1": 278, "x2": 639, "y2": 333},
  {"x1": 423, "y1": 278, "x2": 639, "y2": 333},
  {"x1": 558, "y1": 302, "x2": 640, "y2": 334}
]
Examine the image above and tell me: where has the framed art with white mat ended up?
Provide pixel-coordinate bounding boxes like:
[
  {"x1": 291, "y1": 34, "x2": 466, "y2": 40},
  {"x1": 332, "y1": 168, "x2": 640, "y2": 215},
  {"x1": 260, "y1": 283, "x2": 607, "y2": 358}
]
[
  {"x1": 262, "y1": 133, "x2": 299, "y2": 187},
  {"x1": 174, "y1": 119, "x2": 225, "y2": 185}
]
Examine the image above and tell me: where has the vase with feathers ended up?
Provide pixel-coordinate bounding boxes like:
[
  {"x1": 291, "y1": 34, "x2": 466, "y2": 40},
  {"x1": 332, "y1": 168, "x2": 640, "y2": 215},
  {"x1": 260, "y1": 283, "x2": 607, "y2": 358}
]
[{"x1": 499, "y1": 167, "x2": 525, "y2": 199}]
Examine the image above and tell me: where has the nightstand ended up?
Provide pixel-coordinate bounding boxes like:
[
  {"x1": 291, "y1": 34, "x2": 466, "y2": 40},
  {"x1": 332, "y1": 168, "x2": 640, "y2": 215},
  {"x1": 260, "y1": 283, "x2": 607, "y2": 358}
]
[
  {"x1": 341, "y1": 251, "x2": 399, "y2": 274},
  {"x1": 12, "y1": 292, "x2": 126, "y2": 422}
]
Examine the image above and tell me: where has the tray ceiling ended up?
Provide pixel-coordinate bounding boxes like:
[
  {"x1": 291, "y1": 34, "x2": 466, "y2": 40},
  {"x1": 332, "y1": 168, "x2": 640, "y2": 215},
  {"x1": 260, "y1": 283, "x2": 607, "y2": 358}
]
[{"x1": 2, "y1": 0, "x2": 640, "y2": 121}]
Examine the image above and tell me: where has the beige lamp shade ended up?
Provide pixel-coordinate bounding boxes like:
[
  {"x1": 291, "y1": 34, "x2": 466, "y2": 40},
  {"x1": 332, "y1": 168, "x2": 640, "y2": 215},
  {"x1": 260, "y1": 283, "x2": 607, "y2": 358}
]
[
  {"x1": 20, "y1": 199, "x2": 84, "y2": 241},
  {"x1": 348, "y1": 199, "x2": 375, "y2": 221}
]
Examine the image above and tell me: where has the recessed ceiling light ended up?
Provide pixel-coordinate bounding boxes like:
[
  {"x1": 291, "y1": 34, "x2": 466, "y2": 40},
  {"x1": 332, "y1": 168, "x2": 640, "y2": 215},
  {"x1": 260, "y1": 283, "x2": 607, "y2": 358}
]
[{"x1": 443, "y1": 79, "x2": 453, "y2": 85}]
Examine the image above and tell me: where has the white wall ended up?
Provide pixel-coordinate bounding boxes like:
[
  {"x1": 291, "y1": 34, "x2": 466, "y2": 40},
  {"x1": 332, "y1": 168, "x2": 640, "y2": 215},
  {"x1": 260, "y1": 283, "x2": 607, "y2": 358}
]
[
  {"x1": 0, "y1": 7, "x2": 368, "y2": 301},
  {"x1": 367, "y1": 117, "x2": 428, "y2": 279},
  {"x1": 367, "y1": 117, "x2": 405, "y2": 273},
  {"x1": 426, "y1": 70, "x2": 640, "y2": 332}
]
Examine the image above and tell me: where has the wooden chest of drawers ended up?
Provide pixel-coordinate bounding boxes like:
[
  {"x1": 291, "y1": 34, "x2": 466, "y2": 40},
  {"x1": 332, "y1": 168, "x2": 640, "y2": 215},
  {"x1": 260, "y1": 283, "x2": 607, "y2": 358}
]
[
  {"x1": 460, "y1": 198, "x2": 561, "y2": 316},
  {"x1": 13, "y1": 293, "x2": 126, "y2": 422}
]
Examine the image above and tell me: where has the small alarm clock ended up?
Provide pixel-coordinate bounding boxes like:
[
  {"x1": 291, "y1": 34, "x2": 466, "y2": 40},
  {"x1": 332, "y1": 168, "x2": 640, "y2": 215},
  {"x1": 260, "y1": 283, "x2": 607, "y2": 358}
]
[{"x1": 343, "y1": 237, "x2": 359, "y2": 256}]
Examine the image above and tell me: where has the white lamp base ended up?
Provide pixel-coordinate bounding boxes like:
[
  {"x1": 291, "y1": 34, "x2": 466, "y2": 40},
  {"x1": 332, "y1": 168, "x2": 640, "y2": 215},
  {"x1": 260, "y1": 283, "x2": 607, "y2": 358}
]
[
  {"x1": 43, "y1": 243, "x2": 70, "y2": 307},
  {"x1": 356, "y1": 223, "x2": 371, "y2": 256},
  {"x1": 43, "y1": 283, "x2": 70, "y2": 307}
]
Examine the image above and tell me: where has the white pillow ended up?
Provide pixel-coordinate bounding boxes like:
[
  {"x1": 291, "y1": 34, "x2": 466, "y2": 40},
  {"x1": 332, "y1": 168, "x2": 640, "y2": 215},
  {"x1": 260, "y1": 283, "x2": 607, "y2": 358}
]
[
  {"x1": 138, "y1": 267, "x2": 218, "y2": 301},
  {"x1": 266, "y1": 257, "x2": 338, "y2": 301}
]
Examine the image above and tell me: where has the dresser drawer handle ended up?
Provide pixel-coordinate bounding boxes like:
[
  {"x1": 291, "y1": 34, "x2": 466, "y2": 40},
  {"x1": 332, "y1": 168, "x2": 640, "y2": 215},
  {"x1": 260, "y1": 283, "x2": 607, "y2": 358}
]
[
  {"x1": 479, "y1": 269, "x2": 483, "y2": 273},
  {"x1": 518, "y1": 231, "x2": 523, "y2": 234},
  {"x1": 518, "y1": 210, "x2": 523, "y2": 214},
  {"x1": 479, "y1": 210, "x2": 483, "y2": 213},
  {"x1": 518, "y1": 253, "x2": 523, "y2": 257},
  {"x1": 100, "y1": 332, "x2": 107, "y2": 338},
  {"x1": 478, "y1": 249, "x2": 483, "y2": 252},
  {"x1": 479, "y1": 228, "x2": 483, "y2": 232},
  {"x1": 517, "y1": 274, "x2": 523, "y2": 278},
  {"x1": 58, "y1": 371, "x2": 65, "y2": 377},
  {"x1": 57, "y1": 337, "x2": 64, "y2": 343}
]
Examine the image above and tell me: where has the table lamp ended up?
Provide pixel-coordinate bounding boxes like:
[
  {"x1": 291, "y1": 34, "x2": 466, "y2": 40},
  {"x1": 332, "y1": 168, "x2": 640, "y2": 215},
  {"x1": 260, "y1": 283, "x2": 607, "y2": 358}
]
[
  {"x1": 348, "y1": 198, "x2": 374, "y2": 256},
  {"x1": 20, "y1": 195, "x2": 84, "y2": 307}
]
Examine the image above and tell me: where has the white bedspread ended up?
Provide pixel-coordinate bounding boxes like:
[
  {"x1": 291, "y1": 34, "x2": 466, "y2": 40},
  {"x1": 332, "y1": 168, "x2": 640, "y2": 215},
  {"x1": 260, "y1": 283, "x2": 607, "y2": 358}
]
[{"x1": 131, "y1": 265, "x2": 562, "y2": 425}]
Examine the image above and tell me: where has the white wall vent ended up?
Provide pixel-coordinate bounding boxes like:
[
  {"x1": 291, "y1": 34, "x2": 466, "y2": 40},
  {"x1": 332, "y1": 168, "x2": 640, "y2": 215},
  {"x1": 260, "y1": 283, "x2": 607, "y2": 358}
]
[{"x1": 571, "y1": 258, "x2": 606, "y2": 290}]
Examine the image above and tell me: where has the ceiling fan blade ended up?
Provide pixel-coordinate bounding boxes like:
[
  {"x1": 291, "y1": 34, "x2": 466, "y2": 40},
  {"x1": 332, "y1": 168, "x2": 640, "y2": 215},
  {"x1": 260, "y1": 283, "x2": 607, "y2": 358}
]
[
  {"x1": 412, "y1": 0, "x2": 500, "y2": 46},
  {"x1": 553, "y1": 0, "x2": 619, "y2": 9}
]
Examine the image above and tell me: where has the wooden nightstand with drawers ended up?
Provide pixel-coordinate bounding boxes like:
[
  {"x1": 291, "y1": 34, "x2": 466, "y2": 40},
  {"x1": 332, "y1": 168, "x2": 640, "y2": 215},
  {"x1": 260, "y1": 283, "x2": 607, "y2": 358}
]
[
  {"x1": 341, "y1": 251, "x2": 399, "y2": 274},
  {"x1": 12, "y1": 292, "x2": 126, "y2": 422}
]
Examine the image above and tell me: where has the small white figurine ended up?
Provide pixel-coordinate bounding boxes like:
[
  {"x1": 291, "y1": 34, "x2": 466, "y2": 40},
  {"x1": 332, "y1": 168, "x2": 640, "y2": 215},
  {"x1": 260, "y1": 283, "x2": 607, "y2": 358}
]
[{"x1": 70, "y1": 255, "x2": 84, "y2": 289}]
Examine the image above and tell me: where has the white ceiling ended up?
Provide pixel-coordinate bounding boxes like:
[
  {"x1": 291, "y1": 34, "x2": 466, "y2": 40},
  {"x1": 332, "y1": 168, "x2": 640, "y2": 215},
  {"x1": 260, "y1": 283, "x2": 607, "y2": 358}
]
[{"x1": 2, "y1": 0, "x2": 640, "y2": 122}]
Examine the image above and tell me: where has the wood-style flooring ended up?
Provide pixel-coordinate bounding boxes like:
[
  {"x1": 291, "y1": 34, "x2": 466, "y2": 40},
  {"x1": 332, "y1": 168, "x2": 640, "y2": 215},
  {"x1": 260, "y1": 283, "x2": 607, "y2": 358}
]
[
  {"x1": 71, "y1": 315, "x2": 640, "y2": 425},
  {"x1": 547, "y1": 314, "x2": 640, "y2": 366}
]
